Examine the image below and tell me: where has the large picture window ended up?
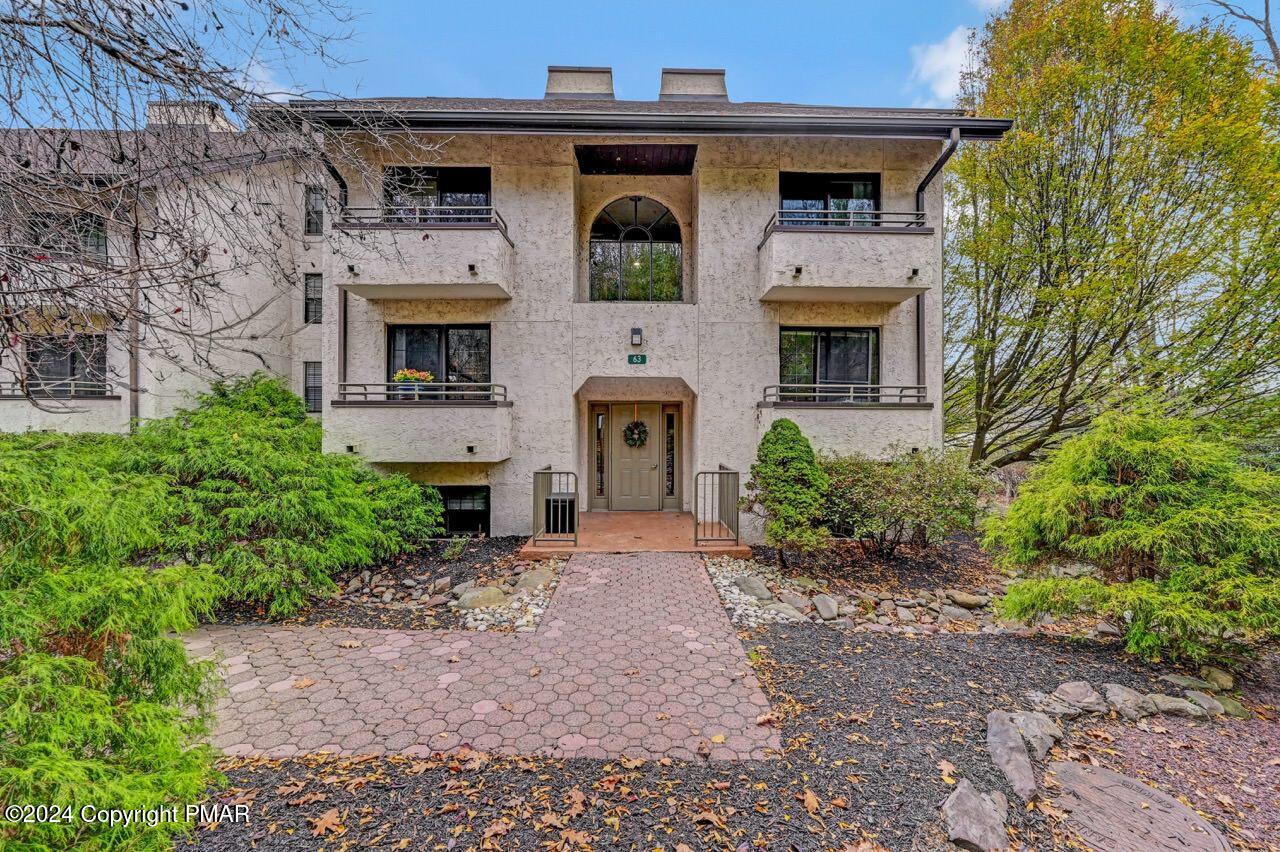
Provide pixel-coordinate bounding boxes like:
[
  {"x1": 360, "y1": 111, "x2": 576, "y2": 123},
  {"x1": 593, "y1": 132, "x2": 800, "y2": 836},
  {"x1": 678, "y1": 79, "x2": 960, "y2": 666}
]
[
  {"x1": 589, "y1": 196, "x2": 682, "y2": 302},
  {"x1": 779, "y1": 172, "x2": 879, "y2": 227},
  {"x1": 382, "y1": 167, "x2": 491, "y2": 222},
  {"x1": 26, "y1": 333, "x2": 108, "y2": 395},
  {"x1": 779, "y1": 327, "x2": 879, "y2": 401},
  {"x1": 387, "y1": 324, "x2": 491, "y2": 385}
]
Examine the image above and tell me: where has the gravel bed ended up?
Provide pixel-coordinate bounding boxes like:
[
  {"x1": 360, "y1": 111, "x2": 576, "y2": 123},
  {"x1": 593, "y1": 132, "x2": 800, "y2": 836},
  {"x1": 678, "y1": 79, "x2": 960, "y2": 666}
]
[{"x1": 195, "y1": 628, "x2": 1170, "y2": 851}]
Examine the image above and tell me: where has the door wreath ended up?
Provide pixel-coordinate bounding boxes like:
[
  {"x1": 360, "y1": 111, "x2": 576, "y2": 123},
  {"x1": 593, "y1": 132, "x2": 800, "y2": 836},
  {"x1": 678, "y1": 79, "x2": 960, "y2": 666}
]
[{"x1": 622, "y1": 420, "x2": 649, "y2": 448}]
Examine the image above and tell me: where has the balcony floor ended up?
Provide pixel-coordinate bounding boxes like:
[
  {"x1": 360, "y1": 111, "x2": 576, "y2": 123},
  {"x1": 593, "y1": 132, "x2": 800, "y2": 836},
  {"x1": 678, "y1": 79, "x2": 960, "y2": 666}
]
[{"x1": 519, "y1": 511, "x2": 749, "y2": 560}]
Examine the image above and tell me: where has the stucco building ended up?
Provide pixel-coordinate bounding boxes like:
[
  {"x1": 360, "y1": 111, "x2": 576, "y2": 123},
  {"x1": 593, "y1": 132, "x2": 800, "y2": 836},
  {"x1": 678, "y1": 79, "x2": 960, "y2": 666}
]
[{"x1": 0, "y1": 67, "x2": 1010, "y2": 543}]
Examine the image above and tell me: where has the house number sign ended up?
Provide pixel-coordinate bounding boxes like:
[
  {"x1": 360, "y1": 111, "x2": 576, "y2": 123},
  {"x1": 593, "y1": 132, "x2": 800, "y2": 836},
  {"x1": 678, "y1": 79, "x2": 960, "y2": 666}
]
[{"x1": 627, "y1": 354, "x2": 647, "y2": 365}]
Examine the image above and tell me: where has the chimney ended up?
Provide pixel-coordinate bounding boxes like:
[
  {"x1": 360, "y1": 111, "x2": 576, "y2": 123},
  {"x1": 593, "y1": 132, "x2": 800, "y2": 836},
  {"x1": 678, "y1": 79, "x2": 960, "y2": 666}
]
[
  {"x1": 544, "y1": 66, "x2": 614, "y2": 100},
  {"x1": 146, "y1": 101, "x2": 238, "y2": 131},
  {"x1": 659, "y1": 68, "x2": 728, "y2": 102}
]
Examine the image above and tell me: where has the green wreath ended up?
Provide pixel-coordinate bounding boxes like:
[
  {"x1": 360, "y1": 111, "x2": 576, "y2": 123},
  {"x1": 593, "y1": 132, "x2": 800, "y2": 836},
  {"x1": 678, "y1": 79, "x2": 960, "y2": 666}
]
[{"x1": 622, "y1": 420, "x2": 649, "y2": 448}]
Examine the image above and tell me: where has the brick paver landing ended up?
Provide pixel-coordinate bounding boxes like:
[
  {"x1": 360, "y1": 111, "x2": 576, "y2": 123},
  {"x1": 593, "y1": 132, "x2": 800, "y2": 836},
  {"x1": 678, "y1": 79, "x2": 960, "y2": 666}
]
[{"x1": 187, "y1": 552, "x2": 779, "y2": 761}]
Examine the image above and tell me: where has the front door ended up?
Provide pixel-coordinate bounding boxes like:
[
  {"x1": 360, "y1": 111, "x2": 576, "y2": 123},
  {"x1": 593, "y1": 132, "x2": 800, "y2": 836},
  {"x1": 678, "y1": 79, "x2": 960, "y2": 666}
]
[{"x1": 609, "y1": 403, "x2": 661, "y2": 510}]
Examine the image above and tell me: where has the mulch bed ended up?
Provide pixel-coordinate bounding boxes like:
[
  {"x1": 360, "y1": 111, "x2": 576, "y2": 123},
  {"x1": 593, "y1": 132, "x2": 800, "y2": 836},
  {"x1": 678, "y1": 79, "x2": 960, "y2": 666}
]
[
  {"x1": 212, "y1": 536, "x2": 527, "y2": 631},
  {"x1": 753, "y1": 533, "x2": 1000, "y2": 595},
  {"x1": 193, "y1": 628, "x2": 1172, "y2": 851}
]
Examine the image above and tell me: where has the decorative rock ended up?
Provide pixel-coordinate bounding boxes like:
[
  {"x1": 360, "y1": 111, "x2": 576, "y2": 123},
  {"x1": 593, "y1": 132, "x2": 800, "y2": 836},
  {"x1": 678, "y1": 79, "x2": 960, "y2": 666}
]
[
  {"x1": 450, "y1": 580, "x2": 474, "y2": 598},
  {"x1": 380, "y1": 589, "x2": 395, "y2": 603},
  {"x1": 515, "y1": 568, "x2": 555, "y2": 590},
  {"x1": 1051, "y1": 681, "x2": 1108, "y2": 714},
  {"x1": 1159, "y1": 674, "x2": 1218, "y2": 694},
  {"x1": 895, "y1": 606, "x2": 917, "y2": 623},
  {"x1": 778, "y1": 591, "x2": 811, "y2": 611},
  {"x1": 941, "y1": 604, "x2": 974, "y2": 621},
  {"x1": 1183, "y1": 690, "x2": 1224, "y2": 717},
  {"x1": 734, "y1": 575, "x2": 773, "y2": 601},
  {"x1": 1103, "y1": 683, "x2": 1157, "y2": 721},
  {"x1": 762, "y1": 601, "x2": 807, "y2": 621},
  {"x1": 1198, "y1": 666, "x2": 1233, "y2": 692},
  {"x1": 343, "y1": 577, "x2": 363, "y2": 595},
  {"x1": 456, "y1": 586, "x2": 507, "y2": 610},
  {"x1": 430, "y1": 576, "x2": 452, "y2": 594},
  {"x1": 942, "y1": 779, "x2": 1008, "y2": 852},
  {"x1": 946, "y1": 590, "x2": 988, "y2": 609},
  {"x1": 1008, "y1": 710, "x2": 1062, "y2": 760},
  {"x1": 812, "y1": 594, "x2": 839, "y2": 620},
  {"x1": 1092, "y1": 621, "x2": 1123, "y2": 637},
  {"x1": 1049, "y1": 560, "x2": 1096, "y2": 578},
  {"x1": 1026, "y1": 690, "x2": 1082, "y2": 719},
  {"x1": 1148, "y1": 693, "x2": 1208, "y2": 718},
  {"x1": 986, "y1": 710, "x2": 1038, "y2": 800},
  {"x1": 1214, "y1": 694, "x2": 1251, "y2": 719}
]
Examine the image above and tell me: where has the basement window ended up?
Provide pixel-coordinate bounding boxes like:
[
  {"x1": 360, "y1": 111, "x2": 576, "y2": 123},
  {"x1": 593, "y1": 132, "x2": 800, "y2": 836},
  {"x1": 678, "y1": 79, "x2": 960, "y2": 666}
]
[{"x1": 437, "y1": 486, "x2": 490, "y2": 536}]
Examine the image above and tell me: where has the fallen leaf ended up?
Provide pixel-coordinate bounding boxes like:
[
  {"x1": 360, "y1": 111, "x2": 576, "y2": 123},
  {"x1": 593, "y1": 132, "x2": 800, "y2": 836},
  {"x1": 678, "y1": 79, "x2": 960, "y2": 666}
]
[
  {"x1": 292, "y1": 677, "x2": 316, "y2": 689},
  {"x1": 800, "y1": 788, "x2": 821, "y2": 815},
  {"x1": 619, "y1": 756, "x2": 645, "y2": 769},
  {"x1": 308, "y1": 808, "x2": 343, "y2": 837},
  {"x1": 710, "y1": 734, "x2": 727, "y2": 744},
  {"x1": 938, "y1": 759, "x2": 957, "y2": 785},
  {"x1": 756, "y1": 711, "x2": 780, "y2": 726},
  {"x1": 693, "y1": 810, "x2": 727, "y2": 829},
  {"x1": 337, "y1": 640, "x2": 361, "y2": 648},
  {"x1": 528, "y1": 666, "x2": 542, "y2": 677},
  {"x1": 275, "y1": 780, "x2": 306, "y2": 795}
]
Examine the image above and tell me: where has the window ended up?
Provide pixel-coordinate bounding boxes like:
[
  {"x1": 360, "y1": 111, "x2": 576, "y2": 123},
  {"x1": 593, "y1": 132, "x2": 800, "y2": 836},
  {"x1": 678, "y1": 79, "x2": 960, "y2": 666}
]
[
  {"x1": 593, "y1": 408, "x2": 608, "y2": 498},
  {"x1": 303, "y1": 361, "x2": 322, "y2": 413},
  {"x1": 387, "y1": 324, "x2": 491, "y2": 386},
  {"x1": 26, "y1": 334, "x2": 107, "y2": 396},
  {"x1": 303, "y1": 274, "x2": 323, "y2": 324},
  {"x1": 382, "y1": 167, "x2": 491, "y2": 222},
  {"x1": 589, "y1": 196, "x2": 682, "y2": 302},
  {"x1": 27, "y1": 211, "x2": 108, "y2": 262},
  {"x1": 304, "y1": 186, "x2": 325, "y2": 235},
  {"x1": 779, "y1": 173, "x2": 879, "y2": 227},
  {"x1": 438, "y1": 486, "x2": 490, "y2": 536},
  {"x1": 779, "y1": 327, "x2": 879, "y2": 401},
  {"x1": 664, "y1": 410, "x2": 677, "y2": 498}
]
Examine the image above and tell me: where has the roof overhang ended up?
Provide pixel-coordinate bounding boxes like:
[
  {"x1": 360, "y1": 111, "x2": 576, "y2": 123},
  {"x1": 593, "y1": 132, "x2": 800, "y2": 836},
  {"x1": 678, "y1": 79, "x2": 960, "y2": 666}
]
[{"x1": 272, "y1": 106, "x2": 1011, "y2": 141}]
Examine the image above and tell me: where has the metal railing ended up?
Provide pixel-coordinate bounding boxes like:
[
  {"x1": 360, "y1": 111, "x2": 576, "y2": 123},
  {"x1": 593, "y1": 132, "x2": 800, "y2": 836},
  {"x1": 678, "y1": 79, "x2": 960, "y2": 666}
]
[
  {"x1": 694, "y1": 465, "x2": 740, "y2": 546},
  {"x1": 532, "y1": 467, "x2": 578, "y2": 547},
  {"x1": 762, "y1": 384, "x2": 928, "y2": 405},
  {"x1": 0, "y1": 379, "x2": 115, "y2": 398},
  {"x1": 759, "y1": 209, "x2": 929, "y2": 248},
  {"x1": 335, "y1": 382, "x2": 507, "y2": 403},
  {"x1": 336, "y1": 205, "x2": 510, "y2": 235}
]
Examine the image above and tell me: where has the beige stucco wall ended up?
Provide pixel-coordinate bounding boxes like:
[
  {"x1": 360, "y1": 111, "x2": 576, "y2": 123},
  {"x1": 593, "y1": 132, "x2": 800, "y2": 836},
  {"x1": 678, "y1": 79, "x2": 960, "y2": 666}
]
[{"x1": 324, "y1": 403, "x2": 512, "y2": 463}]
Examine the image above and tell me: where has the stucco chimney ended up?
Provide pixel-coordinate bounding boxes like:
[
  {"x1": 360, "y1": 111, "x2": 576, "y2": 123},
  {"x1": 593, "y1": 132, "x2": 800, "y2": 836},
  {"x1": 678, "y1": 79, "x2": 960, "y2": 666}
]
[
  {"x1": 658, "y1": 68, "x2": 728, "y2": 101},
  {"x1": 544, "y1": 66, "x2": 615, "y2": 100},
  {"x1": 146, "y1": 101, "x2": 238, "y2": 131}
]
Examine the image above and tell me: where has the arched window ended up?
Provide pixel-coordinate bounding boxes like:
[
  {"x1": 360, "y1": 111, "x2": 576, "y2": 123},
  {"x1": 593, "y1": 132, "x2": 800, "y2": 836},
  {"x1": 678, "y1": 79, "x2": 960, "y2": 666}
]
[{"x1": 589, "y1": 196, "x2": 682, "y2": 302}]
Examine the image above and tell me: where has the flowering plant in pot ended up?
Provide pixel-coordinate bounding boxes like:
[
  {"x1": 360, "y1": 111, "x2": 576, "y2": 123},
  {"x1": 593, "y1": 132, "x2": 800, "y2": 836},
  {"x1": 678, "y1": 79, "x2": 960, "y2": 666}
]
[{"x1": 392, "y1": 368, "x2": 434, "y2": 398}]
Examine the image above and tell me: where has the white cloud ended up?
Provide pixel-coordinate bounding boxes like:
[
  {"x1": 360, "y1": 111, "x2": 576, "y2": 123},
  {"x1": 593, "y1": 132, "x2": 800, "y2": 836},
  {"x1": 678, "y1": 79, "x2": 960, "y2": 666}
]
[
  {"x1": 971, "y1": 0, "x2": 1006, "y2": 8},
  {"x1": 241, "y1": 58, "x2": 294, "y2": 103},
  {"x1": 909, "y1": 26, "x2": 973, "y2": 107}
]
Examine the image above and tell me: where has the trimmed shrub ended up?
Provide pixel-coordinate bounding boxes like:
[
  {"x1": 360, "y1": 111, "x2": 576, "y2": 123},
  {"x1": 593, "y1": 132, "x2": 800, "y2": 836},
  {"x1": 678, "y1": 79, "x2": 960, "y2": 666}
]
[
  {"x1": 986, "y1": 413, "x2": 1280, "y2": 661},
  {"x1": 822, "y1": 447, "x2": 988, "y2": 558},
  {"x1": 744, "y1": 419, "x2": 829, "y2": 556},
  {"x1": 0, "y1": 374, "x2": 442, "y2": 848}
]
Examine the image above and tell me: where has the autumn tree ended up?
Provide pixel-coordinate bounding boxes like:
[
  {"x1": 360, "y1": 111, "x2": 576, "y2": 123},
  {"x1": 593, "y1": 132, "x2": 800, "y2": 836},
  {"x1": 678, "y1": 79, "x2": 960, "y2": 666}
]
[{"x1": 944, "y1": 0, "x2": 1280, "y2": 467}]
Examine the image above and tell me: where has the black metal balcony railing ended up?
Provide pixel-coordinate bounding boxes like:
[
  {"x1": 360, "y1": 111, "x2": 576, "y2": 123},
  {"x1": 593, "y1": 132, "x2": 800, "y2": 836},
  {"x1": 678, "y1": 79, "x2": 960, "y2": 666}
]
[
  {"x1": 335, "y1": 206, "x2": 511, "y2": 242},
  {"x1": 759, "y1": 209, "x2": 930, "y2": 249},
  {"x1": 762, "y1": 383, "x2": 928, "y2": 405},
  {"x1": 0, "y1": 379, "x2": 115, "y2": 398},
  {"x1": 334, "y1": 382, "x2": 508, "y2": 404}
]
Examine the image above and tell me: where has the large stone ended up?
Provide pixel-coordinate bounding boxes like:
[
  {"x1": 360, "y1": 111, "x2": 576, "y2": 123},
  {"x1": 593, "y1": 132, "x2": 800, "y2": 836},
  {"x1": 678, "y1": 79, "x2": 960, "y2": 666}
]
[
  {"x1": 450, "y1": 580, "x2": 474, "y2": 598},
  {"x1": 1052, "y1": 681, "x2": 1108, "y2": 714},
  {"x1": 734, "y1": 575, "x2": 773, "y2": 601},
  {"x1": 941, "y1": 604, "x2": 975, "y2": 621},
  {"x1": 1198, "y1": 666, "x2": 1233, "y2": 692},
  {"x1": 762, "y1": 601, "x2": 806, "y2": 621},
  {"x1": 456, "y1": 586, "x2": 508, "y2": 610},
  {"x1": 1183, "y1": 690, "x2": 1224, "y2": 717},
  {"x1": 1009, "y1": 710, "x2": 1063, "y2": 760},
  {"x1": 1159, "y1": 673, "x2": 1218, "y2": 694},
  {"x1": 942, "y1": 779, "x2": 1008, "y2": 852},
  {"x1": 430, "y1": 576, "x2": 453, "y2": 594},
  {"x1": 1026, "y1": 690, "x2": 1083, "y2": 719},
  {"x1": 1148, "y1": 693, "x2": 1208, "y2": 718},
  {"x1": 1214, "y1": 694, "x2": 1252, "y2": 719},
  {"x1": 1103, "y1": 683, "x2": 1157, "y2": 721},
  {"x1": 986, "y1": 710, "x2": 1038, "y2": 800},
  {"x1": 946, "y1": 590, "x2": 988, "y2": 609},
  {"x1": 895, "y1": 606, "x2": 917, "y2": 623},
  {"x1": 515, "y1": 568, "x2": 554, "y2": 590},
  {"x1": 812, "y1": 594, "x2": 839, "y2": 620},
  {"x1": 778, "y1": 591, "x2": 811, "y2": 611}
]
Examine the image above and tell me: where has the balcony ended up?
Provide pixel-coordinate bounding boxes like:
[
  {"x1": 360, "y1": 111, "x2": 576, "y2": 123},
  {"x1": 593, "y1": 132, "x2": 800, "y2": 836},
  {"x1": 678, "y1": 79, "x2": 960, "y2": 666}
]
[
  {"x1": 0, "y1": 380, "x2": 128, "y2": 433},
  {"x1": 331, "y1": 207, "x2": 514, "y2": 300},
  {"x1": 757, "y1": 383, "x2": 934, "y2": 457},
  {"x1": 323, "y1": 382, "x2": 513, "y2": 463},
  {"x1": 757, "y1": 210, "x2": 936, "y2": 303}
]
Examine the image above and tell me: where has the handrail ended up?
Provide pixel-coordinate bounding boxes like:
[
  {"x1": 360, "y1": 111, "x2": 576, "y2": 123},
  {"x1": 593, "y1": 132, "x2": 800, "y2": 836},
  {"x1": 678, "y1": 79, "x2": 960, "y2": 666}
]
[
  {"x1": 336, "y1": 381, "x2": 508, "y2": 402},
  {"x1": 0, "y1": 379, "x2": 115, "y2": 397},
  {"x1": 694, "y1": 465, "x2": 740, "y2": 545},
  {"x1": 532, "y1": 467, "x2": 578, "y2": 547},
  {"x1": 0, "y1": 244, "x2": 116, "y2": 268},
  {"x1": 762, "y1": 383, "x2": 927, "y2": 404},
  {"x1": 758, "y1": 208, "x2": 929, "y2": 249},
  {"x1": 335, "y1": 205, "x2": 511, "y2": 243}
]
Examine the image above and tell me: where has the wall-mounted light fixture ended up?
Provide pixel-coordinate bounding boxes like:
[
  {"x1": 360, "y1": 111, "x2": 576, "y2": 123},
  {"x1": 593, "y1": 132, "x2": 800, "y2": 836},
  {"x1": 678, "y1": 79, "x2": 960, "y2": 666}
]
[{"x1": 630, "y1": 327, "x2": 643, "y2": 346}]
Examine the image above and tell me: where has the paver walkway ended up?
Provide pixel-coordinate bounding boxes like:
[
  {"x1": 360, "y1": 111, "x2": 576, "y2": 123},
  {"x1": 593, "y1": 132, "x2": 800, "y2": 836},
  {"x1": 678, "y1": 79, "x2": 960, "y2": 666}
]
[{"x1": 187, "y1": 552, "x2": 779, "y2": 761}]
